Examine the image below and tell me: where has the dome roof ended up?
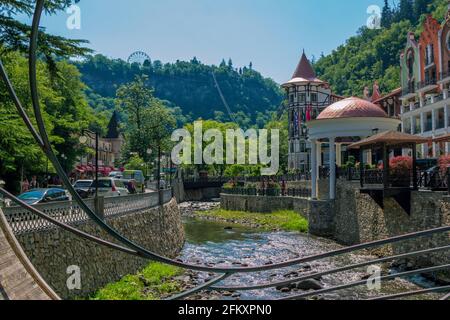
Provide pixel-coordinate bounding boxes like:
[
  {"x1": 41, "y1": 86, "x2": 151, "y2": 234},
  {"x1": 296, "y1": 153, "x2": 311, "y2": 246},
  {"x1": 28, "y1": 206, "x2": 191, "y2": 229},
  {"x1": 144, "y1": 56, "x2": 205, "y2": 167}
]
[{"x1": 317, "y1": 97, "x2": 388, "y2": 120}]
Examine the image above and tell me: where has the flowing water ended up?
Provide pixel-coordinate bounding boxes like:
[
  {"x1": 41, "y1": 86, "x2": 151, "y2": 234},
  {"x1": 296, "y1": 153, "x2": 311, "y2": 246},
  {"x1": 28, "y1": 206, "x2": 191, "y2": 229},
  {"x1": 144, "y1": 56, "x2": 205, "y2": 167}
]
[{"x1": 179, "y1": 202, "x2": 440, "y2": 300}]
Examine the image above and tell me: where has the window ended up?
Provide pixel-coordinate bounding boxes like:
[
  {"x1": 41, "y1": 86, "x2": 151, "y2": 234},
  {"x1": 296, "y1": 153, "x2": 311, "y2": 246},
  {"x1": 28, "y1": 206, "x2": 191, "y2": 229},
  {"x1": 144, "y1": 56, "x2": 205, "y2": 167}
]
[
  {"x1": 289, "y1": 94, "x2": 294, "y2": 104},
  {"x1": 414, "y1": 116, "x2": 422, "y2": 134},
  {"x1": 299, "y1": 142, "x2": 307, "y2": 153},
  {"x1": 311, "y1": 93, "x2": 318, "y2": 103},
  {"x1": 446, "y1": 31, "x2": 450, "y2": 51},
  {"x1": 299, "y1": 93, "x2": 306, "y2": 103},
  {"x1": 425, "y1": 112, "x2": 433, "y2": 132},
  {"x1": 404, "y1": 118, "x2": 412, "y2": 134},
  {"x1": 426, "y1": 44, "x2": 434, "y2": 66},
  {"x1": 407, "y1": 50, "x2": 414, "y2": 79}
]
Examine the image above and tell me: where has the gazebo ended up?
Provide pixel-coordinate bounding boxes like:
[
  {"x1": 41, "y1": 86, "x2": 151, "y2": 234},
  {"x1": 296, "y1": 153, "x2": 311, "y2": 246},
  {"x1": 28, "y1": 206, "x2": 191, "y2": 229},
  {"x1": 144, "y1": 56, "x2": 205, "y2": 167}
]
[
  {"x1": 348, "y1": 131, "x2": 430, "y2": 190},
  {"x1": 307, "y1": 97, "x2": 401, "y2": 200},
  {"x1": 347, "y1": 131, "x2": 430, "y2": 214}
]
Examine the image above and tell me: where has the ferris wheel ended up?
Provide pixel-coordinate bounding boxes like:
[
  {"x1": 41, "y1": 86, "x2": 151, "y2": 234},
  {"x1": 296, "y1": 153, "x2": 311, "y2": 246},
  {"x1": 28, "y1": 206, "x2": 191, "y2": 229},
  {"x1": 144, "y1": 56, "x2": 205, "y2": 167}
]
[{"x1": 127, "y1": 51, "x2": 151, "y2": 66}]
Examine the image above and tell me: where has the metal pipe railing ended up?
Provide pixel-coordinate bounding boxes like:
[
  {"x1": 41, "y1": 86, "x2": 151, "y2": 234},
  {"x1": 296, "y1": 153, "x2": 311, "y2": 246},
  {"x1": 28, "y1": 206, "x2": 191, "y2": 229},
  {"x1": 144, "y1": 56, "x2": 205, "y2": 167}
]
[{"x1": 0, "y1": 0, "x2": 448, "y2": 301}]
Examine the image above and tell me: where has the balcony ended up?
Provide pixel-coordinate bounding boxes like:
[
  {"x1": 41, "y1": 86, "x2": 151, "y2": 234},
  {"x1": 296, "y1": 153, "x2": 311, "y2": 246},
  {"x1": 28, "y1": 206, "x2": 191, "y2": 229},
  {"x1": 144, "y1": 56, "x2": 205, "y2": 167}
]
[
  {"x1": 401, "y1": 83, "x2": 416, "y2": 99},
  {"x1": 439, "y1": 70, "x2": 450, "y2": 84},
  {"x1": 417, "y1": 77, "x2": 438, "y2": 93}
]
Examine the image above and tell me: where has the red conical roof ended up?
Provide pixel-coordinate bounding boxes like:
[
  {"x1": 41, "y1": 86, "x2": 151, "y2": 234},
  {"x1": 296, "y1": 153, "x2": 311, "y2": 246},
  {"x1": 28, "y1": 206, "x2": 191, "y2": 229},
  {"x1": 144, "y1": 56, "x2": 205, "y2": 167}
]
[
  {"x1": 292, "y1": 52, "x2": 316, "y2": 80},
  {"x1": 282, "y1": 51, "x2": 325, "y2": 87}
]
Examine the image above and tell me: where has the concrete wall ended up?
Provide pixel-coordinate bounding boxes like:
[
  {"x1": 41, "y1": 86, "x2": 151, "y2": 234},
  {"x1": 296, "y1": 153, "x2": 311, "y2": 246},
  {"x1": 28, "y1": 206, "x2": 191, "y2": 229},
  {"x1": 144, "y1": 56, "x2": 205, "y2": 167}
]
[
  {"x1": 184, "y1": 187, "x2": 221, "y2": 201},
  {"x1": 220, "y1": 193, "x2": 309, "y2": 215},
  {"x1": 15, "y1": 198, "x2": 185, "y2": 299}
]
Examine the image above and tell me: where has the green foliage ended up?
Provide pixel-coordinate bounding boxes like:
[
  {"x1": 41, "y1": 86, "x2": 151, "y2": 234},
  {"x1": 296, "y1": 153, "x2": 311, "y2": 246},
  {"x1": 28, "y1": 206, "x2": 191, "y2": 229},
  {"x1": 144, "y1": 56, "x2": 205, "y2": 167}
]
[
  {"x1": 76, "y1": 54, "x2": 283, "y2": 125},
  {"x1": 0, "y1": 0, "x2": 92, "y2": 69},
  {"x1": 314, "y1": 0, "x2": 446, "y2": 96},
  {"x1": 0, "y1": 50, "x2": 100, "y2": 192},
  {"x1": 91, "y1": 262, "x2": 183, "y2": 301},
  {"x1": 116, "y1": 75, "x2": 177, "y2": 163},
  {"x1": 195, "y1": 209, "x2": 309, "y2": 233},
  {"x1": 124, "y1": 155, "x2": 146, "y2": 171}
]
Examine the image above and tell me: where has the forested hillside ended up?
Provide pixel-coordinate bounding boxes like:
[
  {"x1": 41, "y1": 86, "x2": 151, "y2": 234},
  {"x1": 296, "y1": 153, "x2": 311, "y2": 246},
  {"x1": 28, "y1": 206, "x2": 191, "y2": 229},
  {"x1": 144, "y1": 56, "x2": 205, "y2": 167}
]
[
  {"x1": 313, "y1": 0, "x2": 448, "y2": 96},
  {"x1": 76, "y1": 55, "x2": 284, "y2": 128}
]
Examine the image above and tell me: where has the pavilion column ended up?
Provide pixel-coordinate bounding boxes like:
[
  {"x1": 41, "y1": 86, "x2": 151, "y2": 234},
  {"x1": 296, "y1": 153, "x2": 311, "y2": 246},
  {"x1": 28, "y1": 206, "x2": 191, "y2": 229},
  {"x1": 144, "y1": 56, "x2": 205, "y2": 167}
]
[
  {"x1": 329, "y1": 137, "x2": 336, "y2": 200},
  {"x1": 336, "y1": 143, "x2": 342, "y2": 167},
  {"x1": 311, "y1": 139, "x2": 318, "y2": 199}
]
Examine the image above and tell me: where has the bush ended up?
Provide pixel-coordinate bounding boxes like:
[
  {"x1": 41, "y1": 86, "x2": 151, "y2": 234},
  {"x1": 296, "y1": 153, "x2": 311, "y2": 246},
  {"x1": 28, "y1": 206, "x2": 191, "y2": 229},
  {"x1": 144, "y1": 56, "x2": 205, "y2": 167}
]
[
  {"x1": 389, "y1": 156, "x2": 412, "y2": 172},
  {"x1": 438, "y1": 155, "x2": 450, "y2": 174}
]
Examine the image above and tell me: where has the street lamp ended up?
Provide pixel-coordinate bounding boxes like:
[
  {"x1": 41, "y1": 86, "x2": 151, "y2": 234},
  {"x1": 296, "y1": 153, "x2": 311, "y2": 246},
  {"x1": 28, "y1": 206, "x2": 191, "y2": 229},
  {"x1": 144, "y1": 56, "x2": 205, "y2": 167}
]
[
  {"x1": 79, "y1": 130, "x2": 99, "y2": 200},
  {"x1": 61, "y1": 154, "x2": 67, "y2": 174},
  {"x1": 146, "y1": 148, "x2": 152, "y2": 182}
]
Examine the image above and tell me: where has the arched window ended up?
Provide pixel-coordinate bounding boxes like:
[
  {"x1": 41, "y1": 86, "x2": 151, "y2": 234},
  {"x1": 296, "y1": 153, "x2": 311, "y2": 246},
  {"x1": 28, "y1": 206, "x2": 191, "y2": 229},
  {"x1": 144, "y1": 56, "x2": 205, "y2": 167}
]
[{"x1": 407, "y1": 50, "x2": 414, "y2": 79}]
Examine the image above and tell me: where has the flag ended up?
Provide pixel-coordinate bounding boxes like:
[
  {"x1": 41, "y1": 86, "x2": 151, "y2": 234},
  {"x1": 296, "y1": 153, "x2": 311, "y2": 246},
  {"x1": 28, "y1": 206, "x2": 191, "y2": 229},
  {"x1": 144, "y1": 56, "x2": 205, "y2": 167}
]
[
  {"x1": 306, "y1": 105, "x2": 312, "y2": 122},
  {"x1": 294, "y1": 111, "x2": 299, "y2": 135}
]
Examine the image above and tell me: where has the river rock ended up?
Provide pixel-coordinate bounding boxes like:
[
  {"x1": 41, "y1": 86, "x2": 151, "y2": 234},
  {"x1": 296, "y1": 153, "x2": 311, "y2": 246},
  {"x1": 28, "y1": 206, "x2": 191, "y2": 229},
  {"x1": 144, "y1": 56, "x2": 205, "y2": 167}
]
[{"x1": 296, "y1": 279, "x2": 323, "y2": 290}]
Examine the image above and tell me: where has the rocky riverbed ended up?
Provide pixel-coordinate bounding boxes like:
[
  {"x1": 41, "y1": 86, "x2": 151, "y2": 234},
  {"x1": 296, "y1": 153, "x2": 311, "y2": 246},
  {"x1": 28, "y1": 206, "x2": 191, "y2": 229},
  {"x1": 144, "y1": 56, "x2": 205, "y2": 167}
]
[{"x1": 173, "y1": 202, "x2": 442, "y2": 300}]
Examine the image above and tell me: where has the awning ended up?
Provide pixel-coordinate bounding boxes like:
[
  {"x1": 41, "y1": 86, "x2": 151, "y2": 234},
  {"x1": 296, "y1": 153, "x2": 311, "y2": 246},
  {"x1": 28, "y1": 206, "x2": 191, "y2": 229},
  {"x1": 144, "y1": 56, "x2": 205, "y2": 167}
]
[
  {"x1": 433, "y1": 134, "x2": 450, "y2": 143},
  {"x1": 348, "y1": 131, "x2": 430, "y2": 149}
]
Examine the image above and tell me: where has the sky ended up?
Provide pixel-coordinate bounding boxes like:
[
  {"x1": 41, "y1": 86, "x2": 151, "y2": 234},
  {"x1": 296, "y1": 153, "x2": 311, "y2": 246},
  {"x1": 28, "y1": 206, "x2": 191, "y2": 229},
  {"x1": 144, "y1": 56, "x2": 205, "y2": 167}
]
[{"x1": 34, "y1": 0, "x2": 386, "y2": 84}]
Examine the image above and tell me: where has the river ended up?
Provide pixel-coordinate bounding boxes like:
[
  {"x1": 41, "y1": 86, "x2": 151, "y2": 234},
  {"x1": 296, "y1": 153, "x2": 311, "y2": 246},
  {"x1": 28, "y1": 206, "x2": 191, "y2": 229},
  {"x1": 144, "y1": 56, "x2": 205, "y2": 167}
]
[{"x1": 178, "y1": 202, "x2": 439, "y2": 300}]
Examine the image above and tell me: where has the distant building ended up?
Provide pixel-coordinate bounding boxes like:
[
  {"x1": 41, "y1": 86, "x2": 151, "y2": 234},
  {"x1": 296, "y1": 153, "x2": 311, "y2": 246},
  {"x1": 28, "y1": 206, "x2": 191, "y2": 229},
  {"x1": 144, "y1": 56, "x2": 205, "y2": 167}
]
[
  {"x1": 282, "y1": 52, "x2": 342, "y2": 172},
  {"x1": 105, "y1": 110, "x2": 125, "y2": 167},
  {"x1": 399, "y1": 9, "x2": 450, "y2": 158}
]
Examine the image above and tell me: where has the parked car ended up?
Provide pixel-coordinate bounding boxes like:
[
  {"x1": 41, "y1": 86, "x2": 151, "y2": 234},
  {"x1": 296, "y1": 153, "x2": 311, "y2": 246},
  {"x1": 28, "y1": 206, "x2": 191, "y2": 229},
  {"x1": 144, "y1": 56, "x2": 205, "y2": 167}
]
[
  {"x1": 73, "y1": 180, "x2": 93, "y2": 199},
  {"x1": 90, "y1": 178, "x2": 129, "y2": 198},
  {"x1": 121, "y1": 170, "x2": 146, "y2": 193},
  {"x1": 17, "y1": 188, "x2": 69, "y2": 206},
  {"x1": 108, "y1": 171, "x2": 123, "y2": 179}
]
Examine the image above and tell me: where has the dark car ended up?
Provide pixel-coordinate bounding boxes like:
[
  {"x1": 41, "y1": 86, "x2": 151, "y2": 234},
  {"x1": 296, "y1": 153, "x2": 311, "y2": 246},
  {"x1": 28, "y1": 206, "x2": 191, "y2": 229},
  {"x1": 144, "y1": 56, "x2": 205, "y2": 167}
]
[
  {"x1": 17, "y1": 188, "x2": 69, "y2": 206},
  {"x1": 73, "y1": 180, "x2": 93, "y2": 199}
]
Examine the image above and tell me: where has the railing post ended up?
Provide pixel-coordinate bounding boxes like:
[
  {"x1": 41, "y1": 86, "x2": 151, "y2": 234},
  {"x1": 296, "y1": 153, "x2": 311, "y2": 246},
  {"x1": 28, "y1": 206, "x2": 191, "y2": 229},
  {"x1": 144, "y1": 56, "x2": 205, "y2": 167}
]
[
  {"x1": 447, "y1": 168, "x2": 450, "y2": 196},
  {"x1": 95, "y1": 196, "x2": 104, "y2": 220}
]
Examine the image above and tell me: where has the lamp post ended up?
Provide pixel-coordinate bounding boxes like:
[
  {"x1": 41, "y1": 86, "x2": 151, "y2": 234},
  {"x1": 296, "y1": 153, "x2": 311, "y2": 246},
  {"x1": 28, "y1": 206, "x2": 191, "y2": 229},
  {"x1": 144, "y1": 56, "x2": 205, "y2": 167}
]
[
  {"x1": 79, "y1": 130, "x2": 99, "y2": 200},
  {"x1": 146, "y1": 148, "x2": 152, "y2": 188},
  {"x1": 61, "y1": 154, "x2": 67, "y2": 174}
]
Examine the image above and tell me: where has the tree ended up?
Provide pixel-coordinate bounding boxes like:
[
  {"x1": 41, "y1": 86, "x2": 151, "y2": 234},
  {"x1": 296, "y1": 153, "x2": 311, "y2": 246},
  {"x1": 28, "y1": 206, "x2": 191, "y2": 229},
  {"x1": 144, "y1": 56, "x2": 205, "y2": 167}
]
[
  {"x1": 116, "y1": 75, "x2": 176, "y2": 166},
  {"x1": 0, "y1": 0, "x2": 91, "y2": 66},
  {"x1": 77, "y1": 54, "x2": 284, "y2": 124},
  {"x1": 381, "y1": 0, "x2": 393, "y2": 28},
  {"x1": 398, "y1": 0, "x2": 414, "y2": 22},
  {"x1": 116, "y1": 75, "x2": 153, "y2": 160},
  {"x1": 413, "y1": 0, "x2": 431, "y2": 20},
  {"x1": 0, "y1": 50, "x2": 99, "y2": 192}
]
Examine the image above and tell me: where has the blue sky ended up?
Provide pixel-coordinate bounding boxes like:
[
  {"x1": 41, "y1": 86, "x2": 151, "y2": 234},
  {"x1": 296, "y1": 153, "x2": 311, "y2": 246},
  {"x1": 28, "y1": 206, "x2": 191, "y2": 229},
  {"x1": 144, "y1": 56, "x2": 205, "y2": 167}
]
[{"x1": 35, "y1": 0, "x2": 385, "y2": 83}]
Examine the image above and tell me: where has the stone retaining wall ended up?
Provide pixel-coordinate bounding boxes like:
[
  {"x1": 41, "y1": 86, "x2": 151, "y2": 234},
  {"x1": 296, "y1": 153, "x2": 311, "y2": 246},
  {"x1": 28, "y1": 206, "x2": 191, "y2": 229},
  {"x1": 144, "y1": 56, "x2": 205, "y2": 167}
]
[
  {"x1": 334, "y1": 181, "x2": 450, "y2": 277},
  {"x1": 15, "y1": 198, "x2": 185, "y2": 299}
]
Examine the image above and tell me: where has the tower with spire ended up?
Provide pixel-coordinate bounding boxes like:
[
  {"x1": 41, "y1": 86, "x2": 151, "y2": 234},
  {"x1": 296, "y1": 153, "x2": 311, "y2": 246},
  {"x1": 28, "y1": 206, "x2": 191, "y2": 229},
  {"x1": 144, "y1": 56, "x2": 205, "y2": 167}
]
[{"x1": 282, "y1": 51, "x2": 341, "y2": 172}]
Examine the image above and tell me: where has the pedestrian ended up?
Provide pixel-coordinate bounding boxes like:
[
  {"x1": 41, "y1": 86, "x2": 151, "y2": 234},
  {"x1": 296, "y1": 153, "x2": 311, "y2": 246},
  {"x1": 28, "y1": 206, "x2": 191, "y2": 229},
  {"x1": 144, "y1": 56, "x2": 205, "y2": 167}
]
[
  {"x1": 30, "y1": 175, "x2": 38, "y2": 189},
  {"x1": 21, "y1": 178, "x2": 29, "y2": 193},
  {"x1": 281, "y1": 179, "x2": 286, "y2": 196}
]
